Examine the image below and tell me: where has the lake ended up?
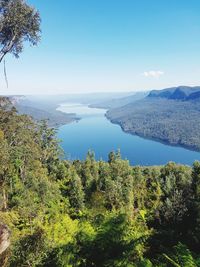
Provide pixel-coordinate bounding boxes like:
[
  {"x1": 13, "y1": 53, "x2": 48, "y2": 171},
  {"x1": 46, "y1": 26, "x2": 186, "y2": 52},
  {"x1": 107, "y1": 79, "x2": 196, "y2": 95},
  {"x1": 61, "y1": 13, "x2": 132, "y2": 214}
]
[{"x1": 57, "y1": 103, "x2": 200, "y2": 166}]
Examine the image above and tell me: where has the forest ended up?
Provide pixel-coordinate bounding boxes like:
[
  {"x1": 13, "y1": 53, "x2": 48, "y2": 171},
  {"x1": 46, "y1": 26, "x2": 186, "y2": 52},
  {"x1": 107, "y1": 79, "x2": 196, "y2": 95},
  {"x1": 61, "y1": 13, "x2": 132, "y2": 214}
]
[
  {"x1": 107, "y1": 95, "x2": 200, "y2": 151},
  {"x1": 0, "y1": 96, "x2": 200, "y2": 266}
]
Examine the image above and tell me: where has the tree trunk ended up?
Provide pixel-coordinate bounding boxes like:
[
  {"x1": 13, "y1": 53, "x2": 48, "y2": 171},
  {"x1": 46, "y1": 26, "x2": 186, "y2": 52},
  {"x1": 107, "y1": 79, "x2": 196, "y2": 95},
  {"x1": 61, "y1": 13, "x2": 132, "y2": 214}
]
[
  {"x1": 0, "y1": 52, "x2": 6, "y2": 63},
  {"x1": 2, "y1": 189, "x2": 7, "y2": 211},
  {"x1": 0, "y1": 37, "x2": 16, "y2": 63}
]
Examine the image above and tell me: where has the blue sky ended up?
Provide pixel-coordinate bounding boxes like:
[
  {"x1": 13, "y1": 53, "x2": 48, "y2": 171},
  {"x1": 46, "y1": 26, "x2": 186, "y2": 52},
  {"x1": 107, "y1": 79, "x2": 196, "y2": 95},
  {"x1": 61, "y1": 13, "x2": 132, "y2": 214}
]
[{"x1": 2, "y1": 0, "x2": 200, "y2": 94}]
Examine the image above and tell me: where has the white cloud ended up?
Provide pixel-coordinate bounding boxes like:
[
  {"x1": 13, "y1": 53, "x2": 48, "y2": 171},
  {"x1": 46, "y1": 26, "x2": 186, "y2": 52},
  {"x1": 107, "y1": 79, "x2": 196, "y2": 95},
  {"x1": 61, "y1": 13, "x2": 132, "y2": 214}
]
[{"x1": 143, "y1": 70, "x2": 164, "y2": 78}]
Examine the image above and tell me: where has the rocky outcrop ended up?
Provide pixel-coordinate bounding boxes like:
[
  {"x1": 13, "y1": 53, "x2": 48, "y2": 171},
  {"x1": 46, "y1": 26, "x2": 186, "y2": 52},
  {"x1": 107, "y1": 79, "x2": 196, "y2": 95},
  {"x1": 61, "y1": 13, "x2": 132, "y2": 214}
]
[{"x1": 0, "y1": 224, "x2": 10, "y2": 255}]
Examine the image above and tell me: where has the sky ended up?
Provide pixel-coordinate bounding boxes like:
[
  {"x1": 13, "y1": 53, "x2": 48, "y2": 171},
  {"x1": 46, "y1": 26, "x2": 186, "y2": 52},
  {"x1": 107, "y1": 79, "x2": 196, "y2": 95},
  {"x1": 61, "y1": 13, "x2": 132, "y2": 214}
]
[{"x1": 2, "y1": 0, "x2": 200, "y2": 95}]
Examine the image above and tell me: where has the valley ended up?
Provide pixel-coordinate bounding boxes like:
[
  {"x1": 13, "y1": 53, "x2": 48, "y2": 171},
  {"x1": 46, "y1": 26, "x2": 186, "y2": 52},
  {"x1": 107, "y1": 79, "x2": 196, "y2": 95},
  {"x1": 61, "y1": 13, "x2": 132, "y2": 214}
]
[{"x1": 57, "y1": 102, "x2": 200, "y2": 165}]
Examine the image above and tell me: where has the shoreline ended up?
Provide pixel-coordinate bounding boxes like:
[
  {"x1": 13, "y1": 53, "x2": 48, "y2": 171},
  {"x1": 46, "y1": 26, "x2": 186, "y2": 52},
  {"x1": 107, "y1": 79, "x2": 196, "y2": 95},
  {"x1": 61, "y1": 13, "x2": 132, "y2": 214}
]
[
  {"x1": 56, "y1": 103, "x2": 200, "y2": 154},
  {"x1": 105, "y1": 114, "x2": 200, "y2": 154}
]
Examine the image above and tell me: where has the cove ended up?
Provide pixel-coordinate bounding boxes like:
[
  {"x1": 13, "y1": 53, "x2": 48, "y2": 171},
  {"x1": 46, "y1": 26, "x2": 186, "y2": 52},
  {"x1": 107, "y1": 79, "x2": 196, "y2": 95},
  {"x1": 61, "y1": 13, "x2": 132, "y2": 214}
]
[{"x1": 57, "y1": 103, "x2": 200, "y2": 166}]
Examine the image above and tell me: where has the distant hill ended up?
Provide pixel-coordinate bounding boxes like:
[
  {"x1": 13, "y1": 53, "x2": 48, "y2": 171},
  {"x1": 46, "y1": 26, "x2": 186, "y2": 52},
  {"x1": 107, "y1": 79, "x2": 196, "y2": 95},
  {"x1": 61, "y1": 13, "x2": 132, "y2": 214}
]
[
  {"x1": 16, "y1": 104, "x2": 77, "y2": 127},
  {"x1": 22, "y1": 92, "x2": 134, "y2": 108},
  {"x1": 107, "y1": 86, "x2": 200, "y2": 151},
  {"x1": 90, "y1": 91, "x2": 148, "y2": 109},
  {"x1": 7, "y1": 92, "x2": 133, "y2": 127},
  {"x1": 148, "y1": 86, "x2": 200, "y2": 101},
  {"x1": 8, "y1": 95, "x2": 77, "y2": 127}
]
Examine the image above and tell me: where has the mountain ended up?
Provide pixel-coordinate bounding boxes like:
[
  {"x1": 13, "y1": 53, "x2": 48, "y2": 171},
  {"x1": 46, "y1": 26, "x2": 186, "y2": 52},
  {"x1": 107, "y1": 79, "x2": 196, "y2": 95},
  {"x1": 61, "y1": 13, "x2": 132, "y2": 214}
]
[
  {"x1": 90, "y1": 91, "x2": 148, "y2": 109},
  {"x1": 106, "y1": 86, "x2": 200, "y2": 151},
  {"x1": 148, "y1": 86, "x2": 200, "y2": 101}
]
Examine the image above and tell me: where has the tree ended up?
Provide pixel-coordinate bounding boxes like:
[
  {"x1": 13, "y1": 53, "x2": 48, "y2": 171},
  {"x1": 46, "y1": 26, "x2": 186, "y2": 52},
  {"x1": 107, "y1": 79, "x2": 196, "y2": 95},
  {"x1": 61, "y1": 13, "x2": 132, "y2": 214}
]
[
  {"x1": 189, "y1": 161, "x2": 200, "y2": 250},
  {"x1": 60, "y1": 166, "x2": 85, "y2": 213},
  {"x1": 0, "y1": 0, "x2": 41, "y2": 62},
  {"x1": 38, "y1": 120, "x2": 62, "y2": 178}
]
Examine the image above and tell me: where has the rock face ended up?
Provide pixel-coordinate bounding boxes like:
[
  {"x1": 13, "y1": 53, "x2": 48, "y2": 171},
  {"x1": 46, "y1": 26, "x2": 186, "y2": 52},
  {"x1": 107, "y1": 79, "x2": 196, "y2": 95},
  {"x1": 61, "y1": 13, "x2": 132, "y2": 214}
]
[{"x1": 0, "y1": 224, "x2": 10, "y2": 255}]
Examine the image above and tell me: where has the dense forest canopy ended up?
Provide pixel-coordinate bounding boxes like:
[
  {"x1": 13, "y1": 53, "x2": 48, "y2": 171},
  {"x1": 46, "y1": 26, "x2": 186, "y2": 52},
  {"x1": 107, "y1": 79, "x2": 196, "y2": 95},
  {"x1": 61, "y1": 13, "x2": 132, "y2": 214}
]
[{"x1": 0, "y1": 96, "x2": 200, "y2": 266}]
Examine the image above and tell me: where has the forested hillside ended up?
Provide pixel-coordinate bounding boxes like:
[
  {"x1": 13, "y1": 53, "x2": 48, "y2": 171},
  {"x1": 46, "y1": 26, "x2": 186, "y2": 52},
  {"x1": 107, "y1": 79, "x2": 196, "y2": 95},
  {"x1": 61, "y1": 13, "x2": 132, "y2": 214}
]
[
  {"x1": 107, "y1": 86, "x2": 200, "y2": 151},
  {"x1": 1, "y1": 96, "x2": 200, "y2": 266},
  {"x1": 16, "y1": 104, "x2": 77, "y2": 127},
  {"x1": 9, "y1": 96, "x2": 77, "y2": 127}
]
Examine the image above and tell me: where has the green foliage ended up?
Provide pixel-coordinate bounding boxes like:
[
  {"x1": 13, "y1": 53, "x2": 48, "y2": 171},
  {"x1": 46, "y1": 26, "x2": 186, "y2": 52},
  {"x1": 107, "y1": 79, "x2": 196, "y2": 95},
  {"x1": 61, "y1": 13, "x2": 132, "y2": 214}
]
[
  {"x1": 0, "y1": 0, "x2": 41, "y2": 62},
  {"x1": 9, "y1": 229, "x2": 47, "y2": 267},
  {"x1": 159, "y1": 162, "x2": 192, "y2": 224},
  {"x1": 1, "y1": 98, "x2": 200, "y2": 266},
  {"x1": 162, "y1": 243, "x2": 200, "y2": 267},
  {"x1": 59, "y1": 165, "x2": 85, "y2": 214}
]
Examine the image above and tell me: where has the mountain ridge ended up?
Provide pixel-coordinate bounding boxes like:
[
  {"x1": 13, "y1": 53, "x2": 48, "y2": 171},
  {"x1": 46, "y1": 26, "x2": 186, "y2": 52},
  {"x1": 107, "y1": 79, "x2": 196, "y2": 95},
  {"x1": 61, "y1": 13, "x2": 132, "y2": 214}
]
[{"x1": 148, "y1": 86, "x2": 200, "y2": 101}]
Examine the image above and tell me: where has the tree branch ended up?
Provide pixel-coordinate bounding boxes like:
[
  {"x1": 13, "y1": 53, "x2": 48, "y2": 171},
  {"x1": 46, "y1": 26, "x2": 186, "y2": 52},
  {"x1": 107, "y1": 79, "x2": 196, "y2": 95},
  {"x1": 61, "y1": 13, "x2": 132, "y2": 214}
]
[{"x1": 0, "y1": 36, "x2": 16, "y2": 63}]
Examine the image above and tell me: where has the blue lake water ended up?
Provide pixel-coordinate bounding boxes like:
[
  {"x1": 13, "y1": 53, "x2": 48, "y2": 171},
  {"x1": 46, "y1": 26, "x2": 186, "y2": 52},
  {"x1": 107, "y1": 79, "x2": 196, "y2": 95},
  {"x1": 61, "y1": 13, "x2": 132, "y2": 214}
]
[{"x1": 57, "y1": 103, "x2": 200, "y2": 166}]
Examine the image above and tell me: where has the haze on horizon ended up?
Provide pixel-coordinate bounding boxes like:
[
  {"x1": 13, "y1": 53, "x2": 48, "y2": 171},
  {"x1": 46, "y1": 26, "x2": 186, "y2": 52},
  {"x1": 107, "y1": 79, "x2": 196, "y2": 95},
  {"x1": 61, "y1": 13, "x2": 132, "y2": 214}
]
[{"x1": 1, "y1": 0, "x2": 200, "y2": 95}]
